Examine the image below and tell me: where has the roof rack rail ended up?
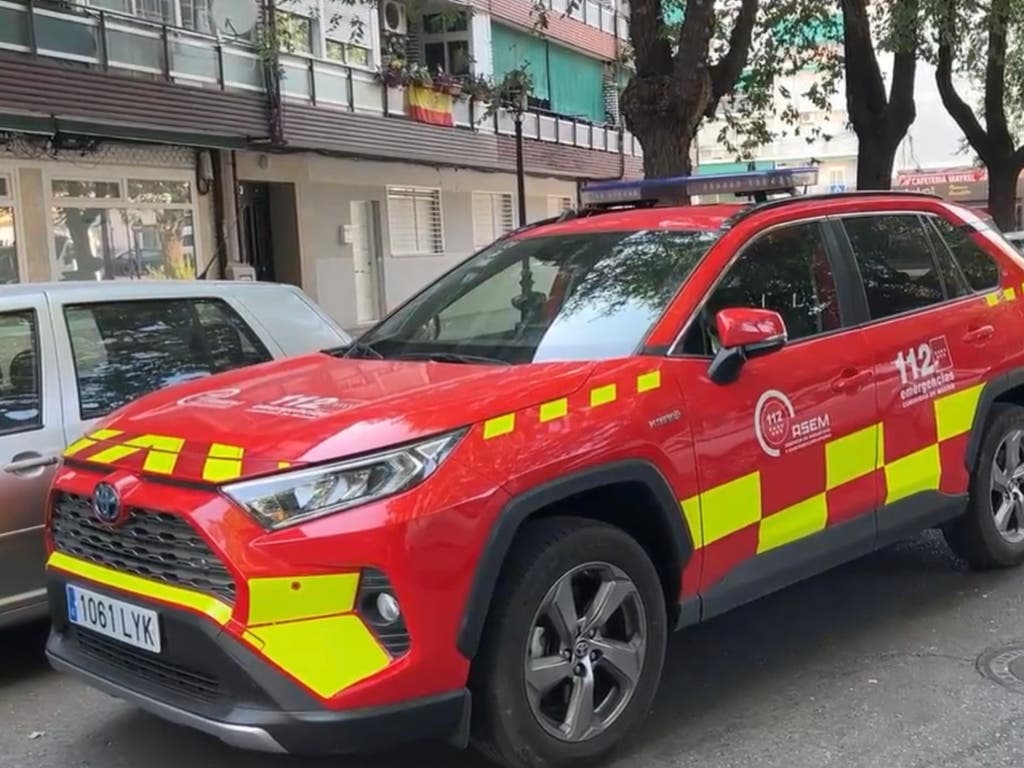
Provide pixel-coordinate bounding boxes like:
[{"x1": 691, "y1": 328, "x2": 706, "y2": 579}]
[{"x1": 723, "y1": 188, "x2": 944, "y2": 228}]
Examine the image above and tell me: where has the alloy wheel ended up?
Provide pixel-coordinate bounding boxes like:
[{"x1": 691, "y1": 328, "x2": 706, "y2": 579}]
[
  {"x1": 523, "y1": 561, "x2": 647, "y2": 743},
  {"x1": 991, "y1": 428, "x2": 1024, "y2": 544}
]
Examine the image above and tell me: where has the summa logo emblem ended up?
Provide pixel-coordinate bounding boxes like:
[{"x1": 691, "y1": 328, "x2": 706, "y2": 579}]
[{"x1": 754, "y1": 389, "x2": 831, "y2": 457}]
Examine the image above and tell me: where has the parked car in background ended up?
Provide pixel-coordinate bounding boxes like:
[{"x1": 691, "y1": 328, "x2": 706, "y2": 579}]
[
  {"x1": 0, "y1": 280, "x2": 350, "y2": 630},
  {"x1": 1002, "y1": 230, "x2": 1024, "y2": 252}
]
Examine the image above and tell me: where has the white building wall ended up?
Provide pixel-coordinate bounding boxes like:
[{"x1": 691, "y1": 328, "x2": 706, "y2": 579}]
[{"x1": 235, "y1": 151, "x2": 579, "y2": 328}]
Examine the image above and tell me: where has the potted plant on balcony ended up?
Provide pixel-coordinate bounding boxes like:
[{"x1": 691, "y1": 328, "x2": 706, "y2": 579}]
[
  {"x1": 408, "y1": 63, "x2": 434, "y2": 89},
  {"x1": 432, "y1": 68, "x2": 464, "y2": 97},
  {"x1": 377, "y1": 56, "x2": 410, "y2": 88}
]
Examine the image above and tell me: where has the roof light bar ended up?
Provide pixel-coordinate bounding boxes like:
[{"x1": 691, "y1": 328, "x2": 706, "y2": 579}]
[{"x1": 579, "y1": 167, "x2": 820, "y2": 208}]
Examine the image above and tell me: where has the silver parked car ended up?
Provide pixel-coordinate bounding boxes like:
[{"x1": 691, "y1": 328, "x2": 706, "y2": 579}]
[{"x1": 0, "y1": 280, "x2": 350, "y2": 629}]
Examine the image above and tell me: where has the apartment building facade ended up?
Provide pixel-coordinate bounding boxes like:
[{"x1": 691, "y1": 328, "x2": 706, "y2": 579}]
[{"x1": 0, "y1": 0, "x2": 643, "y2": 326}]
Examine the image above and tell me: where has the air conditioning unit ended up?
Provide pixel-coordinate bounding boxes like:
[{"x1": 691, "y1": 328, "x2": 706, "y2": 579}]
[{"x1": 382, "y1": 0, "x2": 407, "y2": 35}]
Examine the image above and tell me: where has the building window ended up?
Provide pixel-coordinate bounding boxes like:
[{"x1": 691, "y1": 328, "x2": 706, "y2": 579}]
[
  {"x1": 472, "y1": 192, "x2": 515, "y2": 248},
  {"x1": 421, "y1": 11, "x2": 471, "y2": 75},
  {"x1": 276, "y1": 10, "x2": 314, "y2": 54},
  {"x1": 547, "y1": 195, "x2": 573, "y2": 217},
  {"x1": 387, "y1": 186, "x2": 444, "y2": 255},
  {"x1": 0, "y1": 175, "x2": 20, "y2": 284},
  {"x1": 51, "y1": 176, "x2": 198, "y2": 281},
  {"x1": 326, "y1": 39, "x2": 371, "y2": 67},
  {"x1": 828, "y1": 168, "x2": 846, "y2": 187}
]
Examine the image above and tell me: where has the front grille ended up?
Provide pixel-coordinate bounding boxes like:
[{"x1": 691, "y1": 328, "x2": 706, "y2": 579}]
[
  {"x1": 69, "y1": 626, "x2": 223, "y2": 704},
  {"x1": 51, "y1": 493, "x2": 236, "y2": 603}
]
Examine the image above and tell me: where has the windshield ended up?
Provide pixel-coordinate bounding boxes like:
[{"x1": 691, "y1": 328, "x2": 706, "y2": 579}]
[{"x1": 355, "y1": 228, "x2": 719, "y2": 364}]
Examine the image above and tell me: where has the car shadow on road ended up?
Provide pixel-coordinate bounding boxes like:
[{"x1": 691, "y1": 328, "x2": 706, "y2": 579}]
[
  {"x1": 71, "y1": 531, "x2": 1023, "y2": 768},
  {"x1": 0, "y1": 620, "x2": 52, "y2": 687}
]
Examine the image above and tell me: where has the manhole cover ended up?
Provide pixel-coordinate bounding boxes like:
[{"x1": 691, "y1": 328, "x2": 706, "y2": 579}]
[{"x1": 977, "y1": 641, "x2": 1024, "y2": 694}]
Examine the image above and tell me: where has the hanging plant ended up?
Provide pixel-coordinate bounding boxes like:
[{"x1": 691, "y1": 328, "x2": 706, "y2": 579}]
[
  {"x1": 408, "y1": 63, "x2": 434, "y2": 88},
  {"x1": 432, "y1": 68, "x2": 464, "y2": 97},
  {"x1": 479, "y1": 65, "x2": 535, "y2": 120}
]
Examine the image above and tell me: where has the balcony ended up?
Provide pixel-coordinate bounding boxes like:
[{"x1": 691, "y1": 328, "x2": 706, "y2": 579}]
[{"x1": 0, "y1": 0, "x2": 642, "y2": 168}]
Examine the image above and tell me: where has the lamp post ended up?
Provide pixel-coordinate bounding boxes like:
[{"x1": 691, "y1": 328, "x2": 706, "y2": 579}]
[
  {"x1": 505, "y1": 84, "x2": 532, "y2": 321},
  {"x1": 508, "y1": 86, "x2": 529, "y2": 228}
]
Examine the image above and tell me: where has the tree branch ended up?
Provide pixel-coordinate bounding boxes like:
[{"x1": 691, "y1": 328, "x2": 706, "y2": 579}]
[
  {"x1": 706, "y1": 0, "x2": 758, "y2": 112},
  {"x1": 841, "y1": 0, "x2": 887, "y2": 131},
  {"x1": 674, "y1": 0, "x2": 716, "y2": 71},
  {"x1": 627, "y1": 0, "x2": 673, "y2": 75},
  {"x1": 983, "y1": 0, "x2": 1012, "y2": 152},
  {"x1": 885, "y1": 0, "x2": 918, "y2": 140},
  {"x1": 935, "y1": 31, "x2": 991, "y2": 165}
]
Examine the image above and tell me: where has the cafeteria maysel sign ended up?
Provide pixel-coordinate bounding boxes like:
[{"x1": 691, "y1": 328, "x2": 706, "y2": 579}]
[{"x1": 895, "y1": 167, "x2": 990, "y2": 199}]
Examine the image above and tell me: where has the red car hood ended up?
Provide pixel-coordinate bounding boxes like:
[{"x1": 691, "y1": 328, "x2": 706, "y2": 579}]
[{"x1": 71, "y1": 354, "x2": 595, "y2": 482}]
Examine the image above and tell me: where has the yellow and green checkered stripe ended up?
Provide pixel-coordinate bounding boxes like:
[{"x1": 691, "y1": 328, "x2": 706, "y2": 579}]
[{"x1": 482, "y1": 370, "x2": 662, "y2": 440}]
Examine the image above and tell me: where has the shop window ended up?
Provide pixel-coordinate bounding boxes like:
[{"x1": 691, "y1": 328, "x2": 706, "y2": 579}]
[
  {"x1": 51, "y1": 176, "x2": 198, "y2": 281},
  {"x1": 0, "y1": 176, "x2": 20, "y2": 285}
]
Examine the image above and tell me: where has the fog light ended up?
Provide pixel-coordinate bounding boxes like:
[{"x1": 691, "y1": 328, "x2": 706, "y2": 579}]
[{"x1": 376, "y1": 592, "x2": 401, "y2": 624}]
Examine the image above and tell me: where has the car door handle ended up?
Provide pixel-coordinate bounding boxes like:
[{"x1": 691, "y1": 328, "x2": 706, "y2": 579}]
[
  {"x1": 963, "y1": 324, "x2": 995, "y2": 343},
  {"x1": 4, "y1": 455, "x2": 58, "y2": 474},
  {"x1": 832, "y1": 369, "x2": 873, "y2": 393}
]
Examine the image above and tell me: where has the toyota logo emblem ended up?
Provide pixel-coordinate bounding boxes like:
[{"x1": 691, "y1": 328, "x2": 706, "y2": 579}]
[{"x1": 92, "y1": 482, "x2": 122, "y2": 524}]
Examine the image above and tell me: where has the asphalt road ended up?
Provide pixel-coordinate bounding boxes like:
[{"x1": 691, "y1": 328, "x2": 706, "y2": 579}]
[{"x1": 5, "y1": 530, "x2": 1024, "y2": 768}]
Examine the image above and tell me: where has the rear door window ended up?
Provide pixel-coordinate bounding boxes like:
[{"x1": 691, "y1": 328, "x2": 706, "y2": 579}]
[
  {"x1": 65, "y1": 299, "x2": 270, "y2": 419},
  {"x1": 841, "y1": 214, "x2": 950, "y2": 320}
]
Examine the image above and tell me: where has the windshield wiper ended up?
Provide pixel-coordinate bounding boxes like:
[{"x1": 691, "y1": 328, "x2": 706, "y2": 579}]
[
  {"x1": 395, "y1": 351, "x2": 512, "y2": 366},
  {"x1": 322, "y1": 341, "x2": 384, "y2": 359}
]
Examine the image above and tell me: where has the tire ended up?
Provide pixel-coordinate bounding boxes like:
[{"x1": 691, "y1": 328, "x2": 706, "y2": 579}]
[
  {"x1": 943, "y1": 403, "x2": 1024, "y2": 568},
  {"x1": 470, "y1": 517, "x2": 668, "y2": 768}
]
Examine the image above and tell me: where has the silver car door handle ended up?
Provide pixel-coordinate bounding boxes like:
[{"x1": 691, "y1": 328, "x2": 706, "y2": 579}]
[{"x1": 5, "y1": 455, "x2": 59, "y2": 473}]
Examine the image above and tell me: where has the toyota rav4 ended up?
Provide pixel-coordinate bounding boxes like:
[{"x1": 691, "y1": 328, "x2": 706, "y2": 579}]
[{"x1": 44, "y1": 168, "x2": 1024, "y2": 768}]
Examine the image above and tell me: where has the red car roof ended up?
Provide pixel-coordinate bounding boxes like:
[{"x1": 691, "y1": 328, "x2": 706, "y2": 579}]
[{"x1": 517, "y1": 204, "x2": 746, "y2": 238}]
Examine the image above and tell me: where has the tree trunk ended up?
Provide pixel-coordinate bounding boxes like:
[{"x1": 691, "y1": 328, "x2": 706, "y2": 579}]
[
  {"x1": 855, "y1": 135, "x2": 898, "y2": 190},
  {"x1": 987, "y1": 163, "x2": 1020, "y2": 231},
  {"x1": 620, "y1": 74, "x2": 706, "y2": 182}
]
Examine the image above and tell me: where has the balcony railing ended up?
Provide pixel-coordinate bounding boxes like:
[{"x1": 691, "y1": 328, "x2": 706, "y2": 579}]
[
  {"x1": 0, "y1": 0, "x2": 642, "y2": 159},
  {"x1": 277, "y1": 51, "x2": 641, "y2": 157}
]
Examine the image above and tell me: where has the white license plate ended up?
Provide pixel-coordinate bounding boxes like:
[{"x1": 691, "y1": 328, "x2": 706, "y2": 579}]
[{"x1": 66, "y1": 584, "x2": 162, "y2": 654}]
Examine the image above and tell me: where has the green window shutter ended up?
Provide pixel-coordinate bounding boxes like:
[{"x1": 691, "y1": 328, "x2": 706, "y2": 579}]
[
  {"x1": 547, "y1": 43, "x2": 604, "y2": 122},
  {"x1": 491, "y1": 24, "x2": 549, "y2": 101}
]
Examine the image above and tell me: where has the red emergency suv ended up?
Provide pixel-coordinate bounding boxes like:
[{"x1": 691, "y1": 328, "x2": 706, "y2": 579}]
[{"x1": 45, "y1": 169, "x2": 1024, "y2": 768}]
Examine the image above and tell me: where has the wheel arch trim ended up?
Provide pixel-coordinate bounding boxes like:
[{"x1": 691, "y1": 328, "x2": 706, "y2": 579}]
[
  {"x1": 456, "y1": 459, "x2": 693, "y2": 660},
  {"x1": 966, "y1": 369, "x2": 1024, "y2": 473}
]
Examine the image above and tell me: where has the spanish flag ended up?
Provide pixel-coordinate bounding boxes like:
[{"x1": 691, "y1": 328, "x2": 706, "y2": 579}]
[{"x1": 407, "y1": 84, "x2": 454, "y2": 127}]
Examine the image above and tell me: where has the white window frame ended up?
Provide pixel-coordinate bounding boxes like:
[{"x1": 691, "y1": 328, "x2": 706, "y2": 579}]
[
  {"x1": 44, "y1": 166, "x2": 203, "y2": 282},
  {"x1": 386, "y1": 185, "x2": 445, "y2": 256},
  {"x1": 472, "y1": 191, "x2": 515, "y2": 248},
  {"x1": 546, "y1": 195, "x2": 574, "y2": 218},
  {"x1": 828, "y1": 168, "x2": 846, "y2": 187},
  {"x1": 0, "y1": 167, "x2": 26, "y2": 285},
  {"x1": 420, "y1": 8, "x2": 472, "y2": 75}
]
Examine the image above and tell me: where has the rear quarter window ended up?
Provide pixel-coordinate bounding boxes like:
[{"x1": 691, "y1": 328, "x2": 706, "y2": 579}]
[{"x1": 927, "y1": 215, "x2": 1002, "y2": 292}]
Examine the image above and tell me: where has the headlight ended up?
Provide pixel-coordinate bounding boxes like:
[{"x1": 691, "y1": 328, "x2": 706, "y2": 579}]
[{"x1": 223, "y1": 430, "x2": 466, "y2": 530}]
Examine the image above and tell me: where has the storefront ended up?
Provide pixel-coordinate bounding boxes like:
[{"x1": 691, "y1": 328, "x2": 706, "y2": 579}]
[
  {"x1": 894, "y1": 167, "x2": 1024, "y2": 229},
  {"x1": 0, "y1": 139, "x2": 214, "y2": 285}
]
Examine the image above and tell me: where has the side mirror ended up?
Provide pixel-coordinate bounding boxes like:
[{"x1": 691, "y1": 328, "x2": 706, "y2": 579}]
[{"x1": 707, "y1": 307, "x2": 788, "y2": 385}]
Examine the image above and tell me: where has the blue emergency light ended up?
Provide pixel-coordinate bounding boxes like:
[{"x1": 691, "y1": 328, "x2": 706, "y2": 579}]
[{"x1": 579, "y1": 167, "x2": 820, "y2": 208}]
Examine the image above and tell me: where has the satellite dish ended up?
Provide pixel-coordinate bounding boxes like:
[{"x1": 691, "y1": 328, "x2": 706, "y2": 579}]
[{"x1": 211, "y1": 0, "x2": 258, "y2": 38}]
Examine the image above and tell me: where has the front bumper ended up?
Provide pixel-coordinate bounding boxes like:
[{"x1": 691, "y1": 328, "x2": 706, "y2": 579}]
[{"x1": 45, "y1": 581, "x2": 470, "y2": 754}]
